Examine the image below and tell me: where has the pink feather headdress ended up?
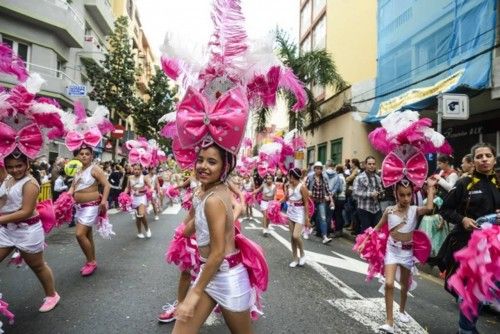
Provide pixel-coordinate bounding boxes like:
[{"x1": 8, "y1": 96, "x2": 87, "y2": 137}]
[
  {"x1": 0, "y1": 44, "x2": 65, "y2": 164},
  {"x1": 60, "y1": 101, "x2": 114, "y2": 152},
  {"x1": 159, "y1": 0, "x2": 308, "y2": 170},
  {"x1": 125, "y1": 137, "x2": 153, "y2": 168},
  {"x1": 255, "y1": 129, "x2": 305, "y2": 176},
  {"x1": 369, "y1": 110, "x2": 452, "y2": 189}
]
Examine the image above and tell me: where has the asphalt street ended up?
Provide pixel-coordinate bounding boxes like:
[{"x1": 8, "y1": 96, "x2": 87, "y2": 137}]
[{"x1": 1, "y1": 205, "x2": 498, "y2": 334}]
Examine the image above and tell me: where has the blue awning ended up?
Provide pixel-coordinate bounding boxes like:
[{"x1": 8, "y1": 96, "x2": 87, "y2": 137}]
[{"x1": 365, "y1": 0, "x2": 497, "y2": 123}]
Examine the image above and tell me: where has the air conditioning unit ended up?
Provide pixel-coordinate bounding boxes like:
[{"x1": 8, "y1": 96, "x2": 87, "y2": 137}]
[
  {"x1": 84, "y1": 35, "x2": 95, "y2": 42},
  {"x1": 438, "y1": 93, "x2": 469, "y2": 120}
]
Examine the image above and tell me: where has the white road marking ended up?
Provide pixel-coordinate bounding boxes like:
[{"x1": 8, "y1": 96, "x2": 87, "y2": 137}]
[
  {"x1": 267, "y1": 229, "x2": 423, "y2": 333},
  {"x1": 327, "y1": 298, "x2": 426, "y2": 334},
  {"x1": 108, "y1": 208, "x2": 120, "y2": 215},
  {"x1": 161, "y1": 204, "x2": 181, "y2": 215}
]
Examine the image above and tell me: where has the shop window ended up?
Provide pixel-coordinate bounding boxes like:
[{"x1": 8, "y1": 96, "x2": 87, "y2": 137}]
[
  {"x1": 317, "y1": 143, "x2": 327, "y2": 164},
  {"x1": 330, "y1": 139, "x2": 343, "y2": 165},
  {"x1": 1, "y1": 36, "x2": 30, "y2": 63}
]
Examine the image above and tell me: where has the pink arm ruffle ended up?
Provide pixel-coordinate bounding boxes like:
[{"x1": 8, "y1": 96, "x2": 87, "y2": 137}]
[
  {"x1": 118, "y1": 192, "x2": 132, "y2": 212},
  {"x1": 243, "y1": 191, "x2": 256, "y2": 206},
  {"x1": 53, "y1": 192, "x2": 75, "y2": 227},
  {"x1": 353, "y1": 226, "x2": 389, "y2": 281},
  {"x1": 266, "y1": 200, "x2": 288, "y2": 225},
  {"x1": 165, "y1": 223, "x2": 200, "y2": 273},
  {"x1": 164, "y1": 185, "x2": 180, "y2": 199},
  {"x1": 448, "y1": 224, "x2": 500, "y2": 321}
]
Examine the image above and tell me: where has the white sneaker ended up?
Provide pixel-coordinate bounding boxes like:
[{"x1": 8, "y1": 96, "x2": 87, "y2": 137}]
[
  {"x1": 262, "y1": 228, "x2": 269, "y2": 236},
  {"x1": 154, "y1": 215, "x2": 159, "y2": 221},
  {"x1": 137, "y1": 233, "x2": 145, "y2": 239},
  {"x1": 298, "y1": 256, "x2": 306, "y2": 266},
  {"x1": 145, "y1": 229, "x2": 152, "y2": 238},
  {"x1": 322, "y1": 236, "x2": 332, "y2": 244},
  {"x1": 397, "y1": 311, "x2": 410, "y2": 323},
  {"x1": 289, "y1": 261, "x2": 298, "y2": 268},
  {"x1": 378, "y1": 324, "x2": 394, "y2": 333}
]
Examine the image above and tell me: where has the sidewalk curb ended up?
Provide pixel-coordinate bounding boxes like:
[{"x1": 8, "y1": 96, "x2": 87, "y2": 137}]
[{"x1": 340, "y1": 230, "x2": 445, "y2": 281}]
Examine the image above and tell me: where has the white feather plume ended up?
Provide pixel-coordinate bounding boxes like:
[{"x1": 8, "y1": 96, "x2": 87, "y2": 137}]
[
  {"x1": 85, "y1": 105, "x2": 110, "y2": 129},
  {"x1": 259, "y1": 142, "x2": 282, "y2": 155},
  {"x1": 380, "y1": 110, "x2": 420, "y2": 138},
  {"x1": 24, "y1": 73, "x2": 45, "y2": 94},
  {"x1": 158, "y1": 111, "x2": 177, "y2": 124}
]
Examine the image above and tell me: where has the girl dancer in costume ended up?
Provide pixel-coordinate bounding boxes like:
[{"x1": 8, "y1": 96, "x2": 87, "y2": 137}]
[
  {"x1": 125, "y1": 138, "x2": 155, "y2": 238},
  {"x1": 0, "y1": 43, "x2": 66, "y2": 311},
  {"x1": 253, "y1": 174, "x2": 276, "y2": 236},
  {"x1": 0, "y1": 153, "x2": 61, "y2": 312},
  {"x1": 242, "y1": 174, "x2": 255, "y2": 219},
  {"x1": 173, "y1": 143, "x2": 256, "y2": 333},
  {"x1": 126, "y1": 164, "x2": 152, "y2": 239},
  {"x1": 68, "y1": 146, "x2": 111, "y2": 276},
  {"x1": 63, "y1": 101, "x2": 113, "y2": 276},
  {"x1": 284, "y1": 168, "x2": 311, "y2": 267},
  {"x1": 360, "y1": 177, "x2": 436, "y2": 333},
  {"x1": 356, "y1": 110, "x2": 452, "y2": 334}
]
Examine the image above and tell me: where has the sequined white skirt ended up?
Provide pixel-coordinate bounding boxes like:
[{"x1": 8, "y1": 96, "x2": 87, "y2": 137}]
[
  {"x1": 132, "y1": 194, "x2": 148, "y2": 209},
  {"x1": 286, "y1": 205, "x2": 305, "y2": 224},
  {"x1": 196, "y1": 263, "x2": 254, "y2": 312},
  {"x1": 384, "y1": 237, "x2": 414, "y2": 270},
  {"x1": 75, "y1": 205, "x2": 99, "y2": 227},
  {"x1": 0, "y1": 221, "x2": 44, "y2": 254}
]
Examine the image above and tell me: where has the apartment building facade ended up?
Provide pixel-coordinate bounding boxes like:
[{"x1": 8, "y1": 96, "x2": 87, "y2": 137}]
[{"x1": 299, "y1": 0, "x2": 382, "y2": 168}]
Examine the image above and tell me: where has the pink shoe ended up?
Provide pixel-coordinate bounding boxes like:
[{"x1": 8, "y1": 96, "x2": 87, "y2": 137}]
[
  {"x1": 158, "y1": 301, "x2": 177, "y2": 323},
  {"x1": 81, "y1": 262, "x2": 97, "y2": 276},
  {"x1": 39, "y1": 292, "x2": 60, "y2": 312}
]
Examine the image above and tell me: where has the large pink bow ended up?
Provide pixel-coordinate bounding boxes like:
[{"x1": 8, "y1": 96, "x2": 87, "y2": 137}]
[
  {"x1": 381, "y1": 150, "x2": 428, "y2": 188},
  {"x1": 65, "y1": 128, "x2": 102, "y2": 151},
  {"x1": 0, "y1": 122, "x2": 43, "y2": 159},
  {"x1": 176, "y1": 86, "x2": 249, "y2": 155},
  {"x1": 129, "y1": 147, "x2": 152, "y2": 167}
]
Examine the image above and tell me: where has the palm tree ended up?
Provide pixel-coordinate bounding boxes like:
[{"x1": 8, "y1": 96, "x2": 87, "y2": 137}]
[{"x1": 257, "y1": 29, "x2": 347, "y2": 132}]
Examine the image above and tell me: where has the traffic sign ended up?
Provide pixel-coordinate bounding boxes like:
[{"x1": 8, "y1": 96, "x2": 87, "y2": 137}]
[
  {"x1": 111, "y1": 124, "x2": 125, "y2": 139},
  {"x1": 67, "y1": 85, "x2": 87, "y2": 97}
]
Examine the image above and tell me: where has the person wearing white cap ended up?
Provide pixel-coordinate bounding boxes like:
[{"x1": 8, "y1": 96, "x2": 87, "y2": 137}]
[{"x1": 306, "y1": 162, "x2": 332, "y2": 244}]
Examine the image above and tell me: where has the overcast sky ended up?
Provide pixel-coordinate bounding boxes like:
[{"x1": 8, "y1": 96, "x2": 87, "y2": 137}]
[{"x1": 136, "y1": 0, "x2": 300, "y2": 61}]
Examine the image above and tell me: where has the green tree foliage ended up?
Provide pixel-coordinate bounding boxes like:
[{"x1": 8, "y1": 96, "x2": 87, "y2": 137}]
[
  {"x1": 266, "y1": 29, "x2": 348, "y2": 132},
  {"x1": 134, "y1": 67, "x2": 178, "y2": 150},
  {"x1": 82, "y1": 16, "x2": 142, "y2": 121}
]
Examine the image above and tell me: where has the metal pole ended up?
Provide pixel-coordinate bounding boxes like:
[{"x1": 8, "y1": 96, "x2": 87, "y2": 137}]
[{"x1": 437, "y1": 108, "x2": 442, "y2": 134}]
